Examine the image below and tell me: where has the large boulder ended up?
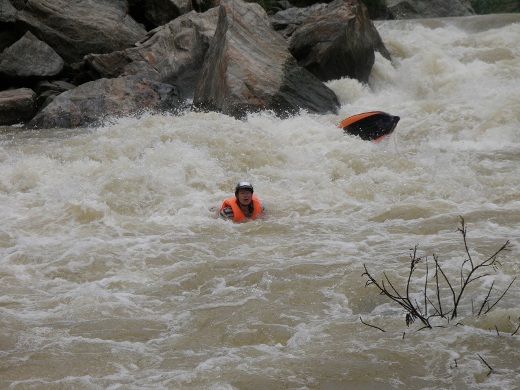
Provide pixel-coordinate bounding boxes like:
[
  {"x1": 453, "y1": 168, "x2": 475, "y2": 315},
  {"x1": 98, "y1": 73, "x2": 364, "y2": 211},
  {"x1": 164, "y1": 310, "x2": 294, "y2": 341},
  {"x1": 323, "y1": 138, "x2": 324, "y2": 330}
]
[
  {"x1": 0, "y1": 31, "x2": 64, "y2": 79},
  {"x1": 0, "y1": 88, "x2": 36, "y2": 125},
  {"x1": 13, "y1": 0, "x2": 147, "y2": 63},
  {"x1": 1, "y1": 0, "x2": 409, "y2": 127},
  {"x1": 272, "y1": 0, "x2": 391, "y2": 83},
  {"x1": 193, "y1": 0, "x2": 339, "y2": 119},
  {"x1": 25, "y1": 76, "x2": 181, "y2": 128},
  {"x1": 83, "y1": 8, "x2": 220, "y2": 101}
]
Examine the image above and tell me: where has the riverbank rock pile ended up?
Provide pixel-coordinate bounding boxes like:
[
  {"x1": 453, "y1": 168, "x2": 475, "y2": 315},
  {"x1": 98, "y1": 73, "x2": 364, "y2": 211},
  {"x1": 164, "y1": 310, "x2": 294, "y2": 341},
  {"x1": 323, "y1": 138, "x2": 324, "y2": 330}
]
[{"x1": 0, "y1": 0, "x2": 474, "y2": 128}]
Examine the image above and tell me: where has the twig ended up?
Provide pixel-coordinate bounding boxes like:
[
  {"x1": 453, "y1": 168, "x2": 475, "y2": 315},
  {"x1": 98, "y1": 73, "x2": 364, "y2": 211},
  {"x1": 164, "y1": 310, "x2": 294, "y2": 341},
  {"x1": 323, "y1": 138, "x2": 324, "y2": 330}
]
[
  {"x1": 484, "y1": 277, "x2": 517, "y2": 315},
  {"x1": 512, "y1": 322, "x2": 520, "y2": 336},
  {"x1": 478, "y1": 354, "x2": 494, "y2": 376},
  {"x1": 424, "y1": 258, "x2": 429, "y2": 317},
  {"x1": 359, "y1": 317, "x2": 386, "y2": 332},
  {"x1": 458, "y1": 216, "x2": 474, "y2": 269},
  {"x1": 433, "y1": 255, "x2": 444, "y2": 317},
  {"x1": 478, "y1": 281, "x2": 494, "y2": 315},
  {"x1": 361, "y1": 217, "x2": 512, "y2": 330}
]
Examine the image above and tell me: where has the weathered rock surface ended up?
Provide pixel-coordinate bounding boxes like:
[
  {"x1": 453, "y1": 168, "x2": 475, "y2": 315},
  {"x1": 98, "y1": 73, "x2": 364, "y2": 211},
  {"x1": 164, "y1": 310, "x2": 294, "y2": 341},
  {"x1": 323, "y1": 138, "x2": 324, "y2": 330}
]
[
  {"x1": 272, "y1": 0, "x2": 390, "y2": 83},
  {"x1": 0, "y1": 88, "x2": 36, "y2": 125},
  {"x1": 13, "y1": 0, "x2": 147, "y2": 63},
  {"x1": 0, "y1": 31, "x2": 64, "y2": 79},
  {"x1": 1, "y1": 0, "x2": 491, "y2": 129},
  {"x1": 0, "y1": 0, "x2": 17, "y2": 23},
  {"x1": 84, "y1": 8, "x2": 220, "y2": 101},
  {"x1": 26, "y1": 76, "x2": 181, "y2": 128},
  {"x1": 193, "y1": 0, "x2": 339, "y2": 119}
]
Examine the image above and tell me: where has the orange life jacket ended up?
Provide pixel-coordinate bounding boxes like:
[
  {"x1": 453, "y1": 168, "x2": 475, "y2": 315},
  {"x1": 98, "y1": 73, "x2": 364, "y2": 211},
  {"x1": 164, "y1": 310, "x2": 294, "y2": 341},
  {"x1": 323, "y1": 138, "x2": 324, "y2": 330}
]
[{"x1": 220, "y1": 195, "x2": 262, "y2": 222}]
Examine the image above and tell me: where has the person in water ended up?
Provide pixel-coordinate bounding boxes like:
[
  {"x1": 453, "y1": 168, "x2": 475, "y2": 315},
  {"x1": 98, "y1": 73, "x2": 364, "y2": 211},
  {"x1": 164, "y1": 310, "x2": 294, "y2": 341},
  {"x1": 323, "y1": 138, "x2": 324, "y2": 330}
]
[{"x1": 219, "y1": 181, "x2": 264, "y2": 222}]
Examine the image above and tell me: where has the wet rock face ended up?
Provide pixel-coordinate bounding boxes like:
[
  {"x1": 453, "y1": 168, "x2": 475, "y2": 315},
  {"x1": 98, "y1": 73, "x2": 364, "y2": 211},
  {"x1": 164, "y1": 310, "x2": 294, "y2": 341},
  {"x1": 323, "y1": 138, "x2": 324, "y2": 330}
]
[
  {"x1": 13, "y1": 0, "x2": 147, "y2": 63},
  {"x1": 0, "y1": 32, "x2": 64, "y2": 78},
  {"x1": 193, "y1": 0, "x2": 340, "y2": 119},
  {"x1": 273, "y1": 0, "x2": 391, "y2": 83},
  {"x1": 0, "y1": 0, "x2": 399, "y2": 128}
]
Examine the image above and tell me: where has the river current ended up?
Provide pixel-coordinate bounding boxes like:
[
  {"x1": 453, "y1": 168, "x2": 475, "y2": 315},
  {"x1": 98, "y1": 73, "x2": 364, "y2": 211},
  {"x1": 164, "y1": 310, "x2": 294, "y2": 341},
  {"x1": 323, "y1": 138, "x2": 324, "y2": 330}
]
[{"x1": 1, "y1": 13, "x2": 519, "y2": 390}]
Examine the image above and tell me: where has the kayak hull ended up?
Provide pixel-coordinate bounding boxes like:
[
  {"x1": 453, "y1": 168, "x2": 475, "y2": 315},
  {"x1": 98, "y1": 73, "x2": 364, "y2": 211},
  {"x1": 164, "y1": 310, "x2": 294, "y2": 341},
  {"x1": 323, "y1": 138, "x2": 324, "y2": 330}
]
[{"x1": 339, "y1": 111, "x2": 400, "y2": 142}]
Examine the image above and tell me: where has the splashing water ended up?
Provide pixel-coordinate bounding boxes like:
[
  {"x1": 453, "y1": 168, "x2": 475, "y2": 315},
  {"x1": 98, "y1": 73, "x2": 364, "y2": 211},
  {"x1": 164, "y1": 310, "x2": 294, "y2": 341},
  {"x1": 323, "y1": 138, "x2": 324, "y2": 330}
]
[{"x1": 1, "y1": 14, "x2": 519, "y2": 390}]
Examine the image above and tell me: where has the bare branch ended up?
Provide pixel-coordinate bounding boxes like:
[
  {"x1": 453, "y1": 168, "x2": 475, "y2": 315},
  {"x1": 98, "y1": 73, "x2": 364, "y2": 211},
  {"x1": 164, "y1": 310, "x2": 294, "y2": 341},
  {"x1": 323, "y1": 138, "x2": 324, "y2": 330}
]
[
  {"x1": 478, "y1": 354, "x2": 494, "y2": 376},
  {"x1": 359, "y1": 317, "x2": 385, "y2": 332},
  {"x1": 478, "y1": 281, "x2": 495, "y2": 316},
  {"x1": 484, "y1": 277, "x2": 517, "y2": 315},
  {"x1": 361, "y1": 218, "x2": 512, "y2": 330},
  {"x1": 424, "y1": 257, "x2": 429, "y2": 317},
  {"x1": 433, "y1": 256, "x2": 444, "y2": 316},
  {"x1": 458, "y1": 216, "x2": 474, "y2": 269},
  {"x1": 512, "y1": 322, "x2": 520, "y2": 336}
]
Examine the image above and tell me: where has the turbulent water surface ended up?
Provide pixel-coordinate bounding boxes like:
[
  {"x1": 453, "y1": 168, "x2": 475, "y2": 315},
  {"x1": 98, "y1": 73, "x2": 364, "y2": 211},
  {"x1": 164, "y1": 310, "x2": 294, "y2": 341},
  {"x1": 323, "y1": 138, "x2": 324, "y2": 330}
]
[{"x1": 1, "y1": 13, "x2": 520, "y2": 390}]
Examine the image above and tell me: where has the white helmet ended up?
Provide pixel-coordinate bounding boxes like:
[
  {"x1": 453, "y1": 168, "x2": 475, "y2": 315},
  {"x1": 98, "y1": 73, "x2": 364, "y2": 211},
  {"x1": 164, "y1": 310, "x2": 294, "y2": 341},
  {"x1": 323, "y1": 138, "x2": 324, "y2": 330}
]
[{"x1": 235, "y1": 181, "x2": 254, "y2": 195}]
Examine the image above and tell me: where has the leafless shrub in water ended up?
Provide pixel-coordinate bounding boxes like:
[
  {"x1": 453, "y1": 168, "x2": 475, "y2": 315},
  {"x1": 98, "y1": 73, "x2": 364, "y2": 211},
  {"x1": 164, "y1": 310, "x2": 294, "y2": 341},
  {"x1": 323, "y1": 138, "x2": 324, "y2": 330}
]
[{"x1": 362, "y1": 217, "x2": 515, "y2": 330}]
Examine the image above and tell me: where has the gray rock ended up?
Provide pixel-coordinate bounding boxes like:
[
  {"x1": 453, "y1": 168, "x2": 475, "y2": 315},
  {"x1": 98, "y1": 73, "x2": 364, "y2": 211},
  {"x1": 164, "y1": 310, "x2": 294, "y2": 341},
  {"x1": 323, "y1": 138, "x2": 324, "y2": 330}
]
[
  {"x1": 0, "y1": 31, "x2": 64, "y2": 78},
  {"x1": 0, "y1": 0, "x2": 17, "y2": 23},
  {"x1": 0, "y1": 88, "x2": 36, "y2": 125},
  {"x1": 26, "y1": 76, "x2": 181, "y2": 128},
  {"x1": 193, "y1": 0, "x2": 339, "y2": 119},
  {"x1": 275, "y1": 0, "x2": 391, "y2": 83},
  {"x1": 15, "y1": 0, "x2": 146, "y2": 63},
  {"x1": 84, "y1": 8, "x2": 220, "y2": 101}
]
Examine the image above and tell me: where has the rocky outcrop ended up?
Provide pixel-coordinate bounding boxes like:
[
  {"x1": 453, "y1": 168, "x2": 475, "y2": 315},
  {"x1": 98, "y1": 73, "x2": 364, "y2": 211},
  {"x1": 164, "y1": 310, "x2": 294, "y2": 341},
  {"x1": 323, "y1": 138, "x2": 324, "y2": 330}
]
[
  {"x1": 0, "y1": 0, "x2": 396, "y2": 128},
  {"x1": 193, "y1": 0, "x2": 339, "y2": 118},
  {"x1": 273, "y1": 0, "x2": 391, "y2": 83},
  {"x1": 83, "y1": 8, "x2": 220, "y2": 102},
  {"x1": 0, "y1": 31, "x2": 64, "y2": 79},
  {"x1": 26, "y1": 76, "x2": 181, "y2": 128},
  {"x1": 12, "y1": 0, "x2": 147, "y2": 63}
]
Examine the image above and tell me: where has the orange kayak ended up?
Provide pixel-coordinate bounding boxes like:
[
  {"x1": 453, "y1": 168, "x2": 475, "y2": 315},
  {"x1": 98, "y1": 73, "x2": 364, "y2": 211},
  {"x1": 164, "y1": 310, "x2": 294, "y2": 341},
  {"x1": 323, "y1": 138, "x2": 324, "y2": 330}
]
[{"x1": 339, "y1": 111, "x2": 400, "y2": 142}]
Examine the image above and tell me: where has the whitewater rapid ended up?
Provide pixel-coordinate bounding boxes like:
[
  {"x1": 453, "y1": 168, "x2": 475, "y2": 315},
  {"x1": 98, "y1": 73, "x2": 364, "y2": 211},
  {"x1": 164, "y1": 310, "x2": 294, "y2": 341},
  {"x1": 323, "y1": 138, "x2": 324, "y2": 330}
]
[{"x1": 1, "y1": 13, "x2": 519, "y2": 390}]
